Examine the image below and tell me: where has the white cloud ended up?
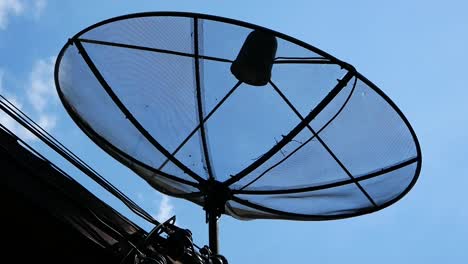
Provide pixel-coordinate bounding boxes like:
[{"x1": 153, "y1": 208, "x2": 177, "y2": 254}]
[
  {"x1": 36, "y1": 112, "x2": 56, "y2": 131},
  {"x1": 0, "y1": 0, "x2": 24, "y2": 29},
  {"x1": 0, "y1": 95, "x2": 37, "y2": 141},
  {"x1": 153, "y1": 195, "x2": 174, "y2": 222},
  {"x1": 0, "y1": 0, "x2": 46, "y2": 30},
  {"x1": 0, "y1": 56, "x2": 57, "y2": 142},
  {"x1": 28, "y1": 56, "x2": 56, "y2": 112},
  {"x1": 32, "y1": 0, "x2": 45, "y2": 19}
]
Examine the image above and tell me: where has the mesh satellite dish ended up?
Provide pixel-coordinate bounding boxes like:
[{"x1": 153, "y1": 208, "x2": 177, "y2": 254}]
[{"x1": 54, "y1": 12, "x2": 422, "y2": 254}]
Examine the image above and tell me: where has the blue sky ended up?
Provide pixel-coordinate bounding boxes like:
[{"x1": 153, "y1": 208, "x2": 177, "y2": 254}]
[{"x1": 1, "y1": 1, "x2": 467, "y2": 263}]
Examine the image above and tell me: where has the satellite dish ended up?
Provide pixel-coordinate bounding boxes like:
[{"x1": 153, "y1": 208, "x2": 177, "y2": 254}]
[{"x1": 54, "y1": 12, "x2": 422, "y2": 254}]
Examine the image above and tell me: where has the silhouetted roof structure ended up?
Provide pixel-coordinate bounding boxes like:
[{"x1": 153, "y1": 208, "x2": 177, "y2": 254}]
[{"x1": 1, "y1": 126, "x2": 145, "y2": 264}]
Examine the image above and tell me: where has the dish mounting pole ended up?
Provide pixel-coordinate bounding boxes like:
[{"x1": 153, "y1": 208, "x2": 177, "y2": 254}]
[
  {"x1": 204, "y1": 179, "x2": 231, "y2": 255},
  {"x1": 208, "y1": 211, "x2": 219, "y2": 254}
]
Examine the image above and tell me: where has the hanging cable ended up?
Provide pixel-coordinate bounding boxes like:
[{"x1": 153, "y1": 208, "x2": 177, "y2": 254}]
[{"x1": 0, "y1": 94, "x2": 160, "y2": 226}]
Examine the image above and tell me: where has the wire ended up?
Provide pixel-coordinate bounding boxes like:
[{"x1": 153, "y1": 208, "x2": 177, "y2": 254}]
[
  {"x1": 1, "y1": 95, "x2": 148, "y2": 214},
  {"x1": 0, "y1": 94, "x2": 208, "y2": 264},
  {"x1": 0, "y1": 94, "x2": 160, "y2": 226}
]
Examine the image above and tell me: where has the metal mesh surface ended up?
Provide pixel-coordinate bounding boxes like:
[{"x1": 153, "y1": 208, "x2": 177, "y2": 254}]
[{"x1": 55, "y1": 12, "x2": 421, "y2": 220}]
